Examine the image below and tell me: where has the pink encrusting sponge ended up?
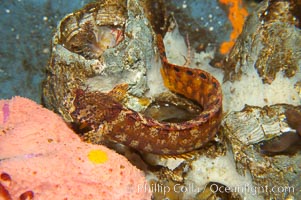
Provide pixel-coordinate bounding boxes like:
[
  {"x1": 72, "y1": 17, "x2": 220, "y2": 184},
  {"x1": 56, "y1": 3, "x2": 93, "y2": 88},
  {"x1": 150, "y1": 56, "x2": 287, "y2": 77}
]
[{"x1": 0, "y1": 97, "x2": 152, "y2": 200}]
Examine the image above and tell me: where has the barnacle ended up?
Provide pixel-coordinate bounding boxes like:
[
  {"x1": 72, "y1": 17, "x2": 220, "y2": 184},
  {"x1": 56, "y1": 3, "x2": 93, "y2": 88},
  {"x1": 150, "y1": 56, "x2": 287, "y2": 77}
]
[
  {"x1": 259, "y1": 109, "x2": 301, "y2": 156},
  {"x1": 56, "y1": 0, "x2": 126, "y2": 60},
  {"x1": 65, "y1": 22, "x2": 124, "y2": 59},
  {"x1": 143, "y1": 92, "x2": 202, "y2": 123}
]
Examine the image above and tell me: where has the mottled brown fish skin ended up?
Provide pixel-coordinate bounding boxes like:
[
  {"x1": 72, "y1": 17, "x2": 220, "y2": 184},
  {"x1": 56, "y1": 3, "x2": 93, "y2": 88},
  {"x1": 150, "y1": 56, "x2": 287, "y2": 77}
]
[{"x1": 71, "y1": 35, "x2": 223, "y2": 155}]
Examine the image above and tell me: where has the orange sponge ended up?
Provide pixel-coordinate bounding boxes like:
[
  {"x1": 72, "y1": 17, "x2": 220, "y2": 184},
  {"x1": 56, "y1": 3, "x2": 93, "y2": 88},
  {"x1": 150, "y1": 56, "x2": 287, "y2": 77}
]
[{"x1": 219, "y1": 0, "x2": 248, "y2": 55}]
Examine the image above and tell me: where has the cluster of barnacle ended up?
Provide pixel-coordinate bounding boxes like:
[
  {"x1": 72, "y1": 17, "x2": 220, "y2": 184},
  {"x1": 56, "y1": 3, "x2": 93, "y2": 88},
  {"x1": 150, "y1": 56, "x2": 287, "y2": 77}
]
[
  {"x1": 65, "y1": 22, "x2": 124, "y2": 59},
  {"x1": 57, "y1": 0, "x2": 127, "y2": 60}
]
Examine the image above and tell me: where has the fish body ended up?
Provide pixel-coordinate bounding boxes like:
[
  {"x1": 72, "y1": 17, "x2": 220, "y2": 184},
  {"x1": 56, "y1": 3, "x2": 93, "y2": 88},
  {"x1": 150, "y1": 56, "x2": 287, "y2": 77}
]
[{"x1": 71, "y1": 35, "x2": 223, "y2": 155}]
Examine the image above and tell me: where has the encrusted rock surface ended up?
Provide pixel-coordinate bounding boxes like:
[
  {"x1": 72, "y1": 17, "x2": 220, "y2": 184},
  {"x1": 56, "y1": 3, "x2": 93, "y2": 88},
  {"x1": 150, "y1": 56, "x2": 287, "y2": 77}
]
[
  {"x1": 223, "y1": 0, "x2": 301, "y2": 84},
  {"x1": 222, "y1": 104, "x2": 301, "y2": 199},
  {"x1": 43, "y1": 0, "x2": 157, "y2": 122}
]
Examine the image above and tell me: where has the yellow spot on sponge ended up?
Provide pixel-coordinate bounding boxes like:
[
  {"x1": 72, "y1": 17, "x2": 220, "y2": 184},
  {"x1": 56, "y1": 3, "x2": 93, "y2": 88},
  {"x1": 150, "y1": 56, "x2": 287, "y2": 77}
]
[{"x1": 88, "y1": 149, "x2": 108, "y2": 164}]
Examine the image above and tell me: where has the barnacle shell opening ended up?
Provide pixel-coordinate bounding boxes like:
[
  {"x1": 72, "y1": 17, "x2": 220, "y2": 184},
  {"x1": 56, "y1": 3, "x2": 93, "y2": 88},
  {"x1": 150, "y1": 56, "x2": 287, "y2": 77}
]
[
  {"x1": 143, "y1": 92, "x2": 203, "y2": 123},
  {"x1": 57, "y1": 2, "x2": 126, "y2": 59},
  {"x1": 43, "y1": 0, "x2": 155, "y2": 122}
]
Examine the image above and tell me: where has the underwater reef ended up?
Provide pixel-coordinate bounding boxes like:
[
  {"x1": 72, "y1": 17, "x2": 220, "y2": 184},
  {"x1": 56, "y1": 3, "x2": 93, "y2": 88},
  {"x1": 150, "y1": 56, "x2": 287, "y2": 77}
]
[{"x1": 1, "y1": 0, "x2": 301, "y2": 199}]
